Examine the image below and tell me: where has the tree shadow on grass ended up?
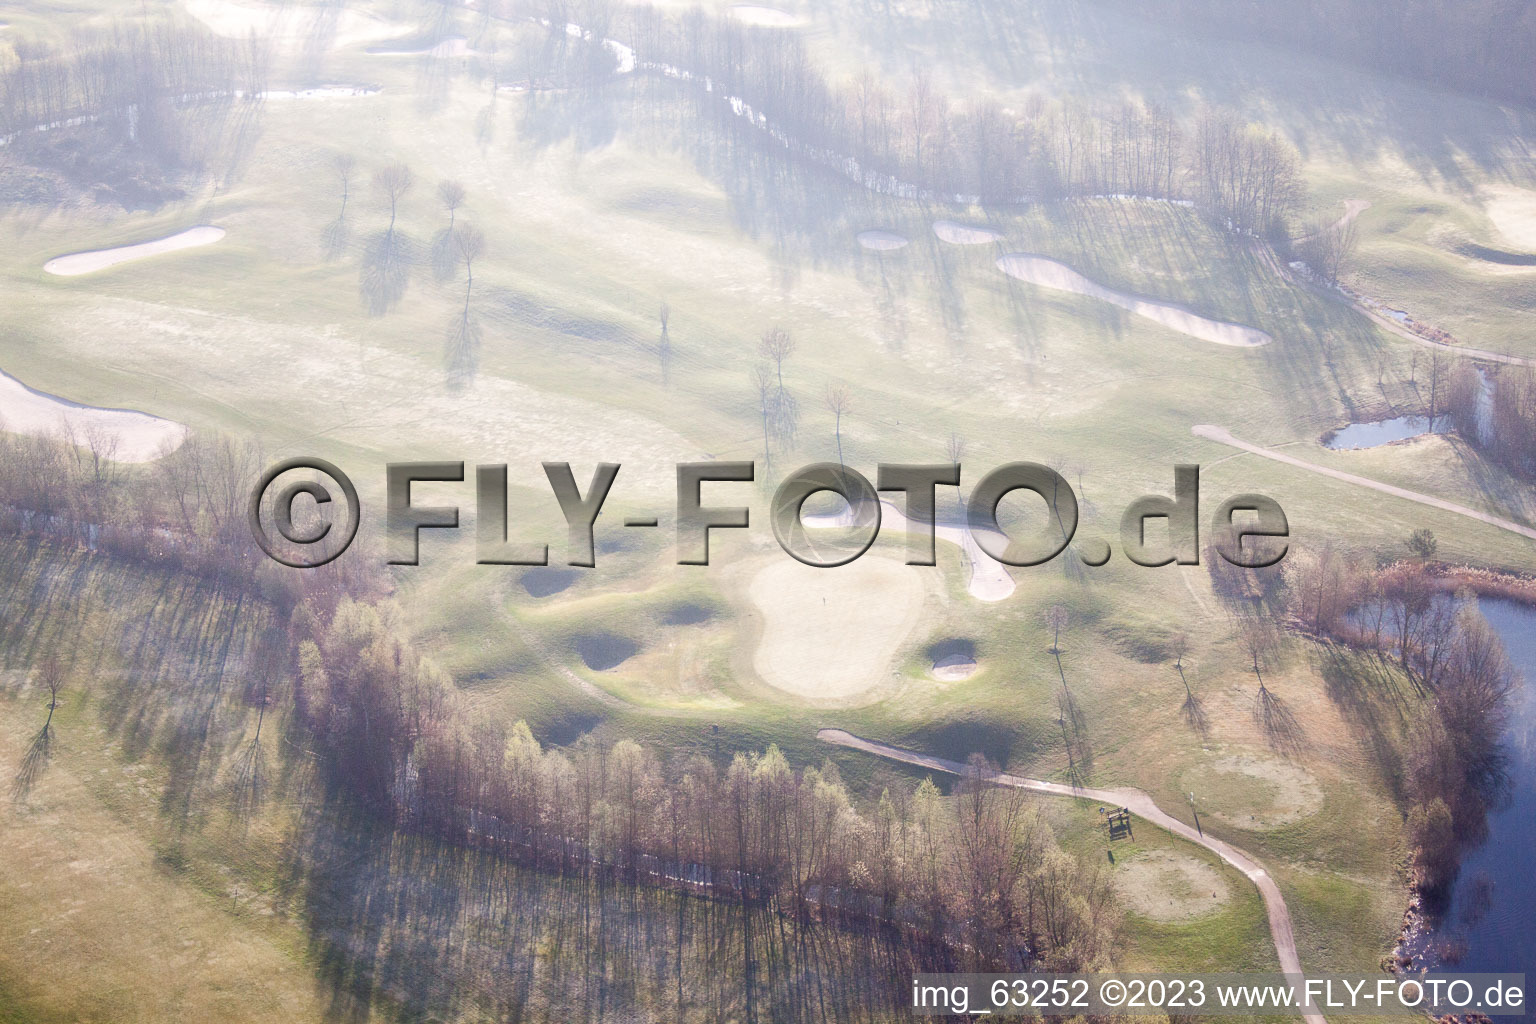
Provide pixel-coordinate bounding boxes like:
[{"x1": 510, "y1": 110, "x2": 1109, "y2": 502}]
[
  {"x1": 10, "y1": 723, "x2": 51, "y2": 803},
  {"x1": 360, "y1": 230, "x2": 415, "y2": 315},
  {"x1": 1252, "y1": 685, "x2": 1307, "y2": 757},
  {"x1": 321, "y1": 215, "x2": 350, "y2": 261},
  {"x1": 444, "y1": 313, "x2": 483, "y2": 390}
]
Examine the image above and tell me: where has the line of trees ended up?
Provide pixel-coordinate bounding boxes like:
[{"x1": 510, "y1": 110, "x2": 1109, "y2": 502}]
[
  {"x1": 0, "y1": 428, "x2": 379, "y2": 608},
  {"x1": 1448, "y1": 363, "x2": 1536, "y2": 480},
  {"x1": 1282, "y1": 548, "x2": 1520, "y2": 892},
  {"x1": 514, "y1": 1, "x2": 1306, "y2": 229},
  {"x1": 0, "y1": 21, "x2": 266, "y2": 162},
  {"x1": 293, "y1": 591, "x2": 1119, "y2": 1020}
]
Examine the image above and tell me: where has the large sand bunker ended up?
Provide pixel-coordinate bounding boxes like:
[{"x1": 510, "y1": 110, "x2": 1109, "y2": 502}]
[
  {"x1": 996, "y1": 253, "x2": 1271, "y2": 347},
  {"x1": 0, "y1": 370, "x2": 186, "y2": 463},
  {"x1": 1113, "y1": 850, "x2": 1231, "y2": 922},
  {"x1": 45, "y1": 226, "x2": 225, "y2": 276},
  {"x1": 1485, "y1": 187, "x2": 1536, "y2": 252},
  {"x1": 730, "y1": 5, "x2": 803, "y2": 26},
  {"x1": 858, "y1": 230, "x2": 908, "y2": 251},
  {"x1": 748, "y1": 555, "x2": 925, "y2": 701},
  {"x1": 933, "y1": 220, "x2": 1004, "y2": 245}
]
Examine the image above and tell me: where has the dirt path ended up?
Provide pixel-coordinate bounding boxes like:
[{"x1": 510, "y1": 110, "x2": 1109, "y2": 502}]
[
  {"x1": 1296, "y1": 199, "x2": 1371, "y2": 244},
  {"x1": 1193, "y1": 425, "x2": 1536, "y2": 542},
  {"x1": 817, "y1": 728, "x2": 1327, "y2": 1024}
]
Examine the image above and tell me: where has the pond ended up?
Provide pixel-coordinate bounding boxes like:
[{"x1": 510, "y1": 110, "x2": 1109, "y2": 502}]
[
  {"x1": 1408, "y1": 598, "x2": 1536, "y2": 973},
  {"x1": 1325, "y1": 369, "x2": 1494, "y2": 450},
  {"x1": 1323, "y1": 415, "x2": 1446, "y2": 450}
]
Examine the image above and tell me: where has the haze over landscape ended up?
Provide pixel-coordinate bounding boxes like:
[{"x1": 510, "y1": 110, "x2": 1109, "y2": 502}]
[{"x1": 0, "y1": 0, "x2": 1533, "y2": 1020}]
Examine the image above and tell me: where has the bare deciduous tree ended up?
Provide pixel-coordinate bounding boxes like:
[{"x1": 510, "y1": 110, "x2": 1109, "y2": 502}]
[
  {"x1": 824, "y1": 382, "x2": 851, "y2": 468},
  {"x1": 374, "y1": 162, "x2": 414, "y2": 233},
  {"x1": 437, "y1": 179, "x2": 467, "y2": 228},
  {"x1": 333, "y1": 153, "x2": 357, "y2": 217}
]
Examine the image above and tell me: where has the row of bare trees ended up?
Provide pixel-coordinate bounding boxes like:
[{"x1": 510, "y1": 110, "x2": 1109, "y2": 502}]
[
  {"x1": 612, "y1": 4, "x2": 1306, "y2": 228},
  {"x1": 0, "y1": 21, "x2": 265, "y2": 161},
  {"x1": 0, "y1": 428, "x2": 379, "y2": 608},
  {"x1": 293, "y1": 592, "x2": 1119, "y2": 1019},
  {"x1": 1448, "y1": 363, "x2": 1536, "y2": 479},
  {"x1": 1282, "y1": 547, "x2": 1520, "y2": 890}
]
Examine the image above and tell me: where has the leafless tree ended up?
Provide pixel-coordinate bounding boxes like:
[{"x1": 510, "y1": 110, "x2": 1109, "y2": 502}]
[
  {"x1": 824, "y1": 381, "x2": 851, "y2": 468},
  {"x1": 12, "y1": 656, "x2": 64, "y2": 802},
  {"x1": 437, "y1": 179, "x2": 467, "y2": 228},
  {"x1": 333, "y1": 153, "x2": 357, "y2": 217},
  {"x1": 445, "y1": 223, "x2": 486, "y2": 389},
  {"x1": 1045, "y1": 604, "x2": 1070, "y2": 653},
  {"x1": 374, "y1": 162, "x2": 414, "y2": 234}
]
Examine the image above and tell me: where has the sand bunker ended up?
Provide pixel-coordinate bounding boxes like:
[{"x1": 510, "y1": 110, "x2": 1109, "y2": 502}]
[
  {"x1": 370, "y1": 37, "x2": 473, "y2": 57},
  {"x1": 1485, "y1": 188, "x2": 1536, "y2": 252},
  {"x1": 929, "y1": 639, "x2": 978, "y2": 680},
  {"x1": 183, "y1": 0, "x2": 410, "y2": 53},
  {"x1": 858, "y1": 230, "x2": 908, "y2": 251},
  {"x1": 803, "y1": 499, "x2": 1014, "y2": 602},
  {"x1": 730, "y1": 5, "x2": 803, "y2": 26},
  {"x1": 1183, "y1": 753, "x2": 1324, "y2": 830},
  {"x1": 931, "y1": 655, "x2": 977, "y2": 681},
  {"x1": 45, "y1": 227, "x2": 225, "y2": 276},
  {"x1": 748, "y1": 555, "x2": 925, "y2": 701},
  {"x1": 995, "y1": 253, "x2": 1271, "y2": 347},
  {"x1": 1113, "y1": 850, "x2": 1231, "y2": 922},
  {"x1": 0, "y1": 369, "x2": 186, "y2": 463},
  {"x1": 933, "y1": 220, "x2": 1004, "y2": 245}
]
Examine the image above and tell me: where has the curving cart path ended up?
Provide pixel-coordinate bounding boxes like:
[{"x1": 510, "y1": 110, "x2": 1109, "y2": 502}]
[{"x1": 818, "y1": 728, "x2": 1329, "y2": 1024}]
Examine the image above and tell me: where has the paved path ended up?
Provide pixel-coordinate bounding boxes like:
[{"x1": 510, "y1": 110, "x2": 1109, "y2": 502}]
[
  {"x1": 1193, "y1": 424, "x2": 1536, "y2": 542},
  {"x1": 818, "y1": 728, "x2": 1328, "y2": 1024}
]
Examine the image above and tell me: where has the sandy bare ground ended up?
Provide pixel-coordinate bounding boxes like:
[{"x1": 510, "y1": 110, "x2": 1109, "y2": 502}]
[
  {"x1": 931, "y1": 654, "x2": 978, "y2": 680},
  {"x1": 818, "y1": 728, "x2": 1327, "y2": 1024},
  {"x1": 1193, "y1": 425, "x2": 1536, "y2": 542},
  {"x1": 857, "y1": 230, "x2": 908, "y2": 251},
  {"x1": 1484, "y1": 187, "x2": 1536, "y2": 251},
  {"x1": 804, "y1": 498, "x2": 1016, "y2": 601},
  {"x1": 996, "y1": 253, "x2": 1272, "y2": 347},
  {"x1": 933, "y1": 219, "x2": 1004, "y2": 245},
  {"x1": 748, "y1": 556, "x2": 925, "y2": 701},
  {"x1": 183, "y1": 0, "x2": 411, "y2": 53},
  {"x1": 0, "y1": 369, "x2": 186, "y2": 462},
  {"x1": 44, "y1": 227, "x2": 225, "y2": 276},
  {"x1": 1113, "y1": 849, "x2": 1231, "y2": 922}
]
